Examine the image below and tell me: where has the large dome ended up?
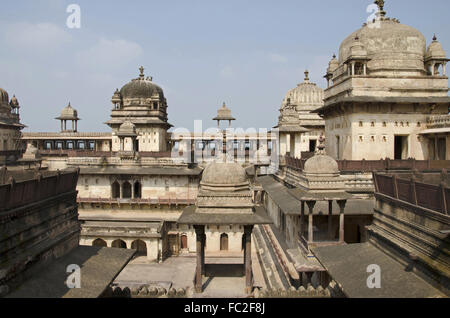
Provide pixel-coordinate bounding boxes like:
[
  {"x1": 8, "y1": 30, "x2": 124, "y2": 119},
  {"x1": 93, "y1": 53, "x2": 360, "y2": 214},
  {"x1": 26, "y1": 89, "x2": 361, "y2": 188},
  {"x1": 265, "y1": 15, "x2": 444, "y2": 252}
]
[
  {"x1": 339, "y1": 19, "x2": 426, "y2": 74},
  {"x1": 120, "y1": 67, "x2": 164, "y2": 100},
  {"x1": 201, "y1": 162, "x2": 249, "y2": 189}
]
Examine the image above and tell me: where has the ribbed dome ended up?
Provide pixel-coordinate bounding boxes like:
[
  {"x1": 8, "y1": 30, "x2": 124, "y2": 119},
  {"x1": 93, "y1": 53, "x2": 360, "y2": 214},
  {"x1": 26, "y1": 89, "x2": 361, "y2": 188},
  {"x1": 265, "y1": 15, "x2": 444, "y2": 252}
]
[
  {"x1": 201, "y1": 162, "x2": 248, "y2": 186},
  {"x1": 339, "y1": 19, "x2": 426, "y2": 74},
  {"x1": 426, "y1": 36, "x2": 447, "y2": 60},
  {"x1": 282, "y1": 71, "x2": 324, "y2": 107},
  {"x1": 0, "y1": 88, "x2": 9, "y2": 103},
  {"x1": 120, "y1": 78, "x2": 164, "y2": 99}
]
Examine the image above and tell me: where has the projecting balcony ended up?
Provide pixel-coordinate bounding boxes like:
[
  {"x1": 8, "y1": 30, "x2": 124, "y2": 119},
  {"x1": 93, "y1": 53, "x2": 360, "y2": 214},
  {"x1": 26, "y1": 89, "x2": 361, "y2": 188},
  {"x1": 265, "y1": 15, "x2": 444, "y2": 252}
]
[{"x1": 427, "y1": 114, "x2": 450, "y2": 129}]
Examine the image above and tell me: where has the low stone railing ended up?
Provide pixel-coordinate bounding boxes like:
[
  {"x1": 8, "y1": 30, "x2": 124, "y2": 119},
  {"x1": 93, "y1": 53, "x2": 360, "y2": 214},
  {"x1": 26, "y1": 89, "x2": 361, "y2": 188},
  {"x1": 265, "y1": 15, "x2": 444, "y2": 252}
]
[
  {"x1": 102, "y1": 285, "x2": 188, "y2": 298},
  {"x1": 427, "y1": 115, "x2": 450, "y2": 129}
]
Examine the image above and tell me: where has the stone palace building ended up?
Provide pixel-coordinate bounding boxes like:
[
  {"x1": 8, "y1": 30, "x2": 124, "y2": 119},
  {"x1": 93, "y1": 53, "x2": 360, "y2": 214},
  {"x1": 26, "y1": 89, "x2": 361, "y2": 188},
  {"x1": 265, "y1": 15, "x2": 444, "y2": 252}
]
[{"x1": 1, "y1": 0, "x2": 449, "y2": 297}]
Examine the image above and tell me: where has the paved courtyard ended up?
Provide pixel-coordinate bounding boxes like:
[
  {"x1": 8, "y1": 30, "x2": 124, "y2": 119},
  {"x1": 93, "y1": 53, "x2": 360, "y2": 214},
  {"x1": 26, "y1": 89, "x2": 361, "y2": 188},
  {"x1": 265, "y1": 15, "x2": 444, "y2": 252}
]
[{"x1": 113, "y1": 253, "x2": 260, "y2": 298}]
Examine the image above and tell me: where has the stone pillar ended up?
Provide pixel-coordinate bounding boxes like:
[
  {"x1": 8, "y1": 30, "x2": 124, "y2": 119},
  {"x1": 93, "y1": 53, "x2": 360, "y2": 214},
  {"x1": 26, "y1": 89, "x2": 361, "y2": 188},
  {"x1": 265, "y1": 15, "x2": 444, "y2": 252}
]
[
  {"x1": 363, "y1": 63, "x2": 367, "y2": 75},
  {"x1": 244, "y1": 225, "x2": 254, "y2": 294},
  {"x1": 60, "y1": 120, "x2": 63, "y2": 132},
  {"x1": 131, "y1": 182, "x2": 135, "y2": 199},
  {"x1": 443, "y1": 63, "x2": 446, "y2": 76},
  {"x1": 306, "y1": 201, "x2": 316, "y2": 243},
  {"x1": 328, "y1": 200, "x2": 333, "y2": 240},
  {"x1": 201, "y1": 232, "x2": 206, "y2": 275},
  {"x1": 286, "y1": 134, "x2": 291, "y2": 155},
  {"x1": 300, "y1": 201, "x2": 305, "y2": 237},
  {"x1": 194, "y1": 225, "x2": 205, "y2": 293},
  {"x1": 119, "y1": 181, "x2": 123, "y2": 199},
  {"x1": 351, "y1": 62, "x2": 355, "y2": 76},
  {"x1": 431, "y1": 62, "x2": 435, "y2": 76},
  {"x1": 338, "y1": 200, "x2": 347, "y2": 243}
]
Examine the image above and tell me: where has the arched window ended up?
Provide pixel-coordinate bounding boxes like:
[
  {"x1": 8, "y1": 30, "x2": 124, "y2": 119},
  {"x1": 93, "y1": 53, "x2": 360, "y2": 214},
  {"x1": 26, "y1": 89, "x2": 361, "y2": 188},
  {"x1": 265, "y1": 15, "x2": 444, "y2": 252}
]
[
  {"x1": 220, "y1": 233, "x2": 229, "y2": 251},
  {"x1": 92, "y1": 238, "x2": 107, "y2": 247},
  {"x1": 122, "y1": 181, "x2": 132, "y2": 198},
  {"x1": 111, "y1": 181, "x2": 120, "y2": 199},
  {"x1": 112, "y1": 239, "x2": 126, "y2": 249},
  {"x1": 134, "y1": 181, "x2": 142, "y2": 199},
  {"x1": 131, "y1": 239, "x2": 147, "y2": 255}
]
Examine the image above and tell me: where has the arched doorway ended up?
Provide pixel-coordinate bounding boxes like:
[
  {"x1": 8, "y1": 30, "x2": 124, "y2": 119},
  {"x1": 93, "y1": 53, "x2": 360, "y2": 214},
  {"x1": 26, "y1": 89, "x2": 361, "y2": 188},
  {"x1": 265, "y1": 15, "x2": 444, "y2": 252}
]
[
  {"x1": 220, "y1": 233, "x2": 228, "y2": 251},
  {"x1": 112, "y1": 239, "x2": 126, "y2": 249},
  {"x1": 92, "y1": 238, "x2": 107, "y2": 247},
  {"x1": 122, "y1": 182, "x2": 132, "y2": 198},
  {"x1": 111, "y1": 181, "x2": 120, "y2": 199},
  {"x1": 180, "y1": 234, "x2": 188, "y2": 250},
  {"x1": 131, "y1": 239, "x2": 147, "y2": 255},
  {"x1": 241, "y1": 234, "x2": 245, "y2": 251},
  {"x1": 134, "y1": 181, "x2": 142, "y2": 198}
]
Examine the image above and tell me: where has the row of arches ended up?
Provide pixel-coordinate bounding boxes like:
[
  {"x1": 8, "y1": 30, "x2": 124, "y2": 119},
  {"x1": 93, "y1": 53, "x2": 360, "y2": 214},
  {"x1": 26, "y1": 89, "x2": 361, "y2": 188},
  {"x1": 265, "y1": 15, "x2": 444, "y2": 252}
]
[
  {"x1": 111, "y1": 181, "x2": 142, "y2": 199},
  {"x1": 93, "y1": 238, "x2": 147, "y2": 255}
]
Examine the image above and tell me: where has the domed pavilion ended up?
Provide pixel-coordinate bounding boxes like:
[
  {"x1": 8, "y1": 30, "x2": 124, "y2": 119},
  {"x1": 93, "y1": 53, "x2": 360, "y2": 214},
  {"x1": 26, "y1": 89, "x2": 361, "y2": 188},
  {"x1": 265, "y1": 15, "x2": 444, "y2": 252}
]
[
  {"x1": 106, "y1": 66, "x2": 173, "y2": 152},
  {"x1": 274, "y1": 70, "x2": 325, "y2": 158},
  {"x1": 316, "y1": 0, "x2": 450, "y2": 161},
  {"x1": 178, "y1": 161, "x2": 272, "y2": 294}
]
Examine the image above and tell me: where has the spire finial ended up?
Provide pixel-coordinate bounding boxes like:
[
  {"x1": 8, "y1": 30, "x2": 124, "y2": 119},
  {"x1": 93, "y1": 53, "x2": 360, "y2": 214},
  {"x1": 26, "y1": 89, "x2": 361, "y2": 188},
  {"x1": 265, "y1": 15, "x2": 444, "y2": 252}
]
[
  {"x1": 139, "y1": 66, "x2": 145, "y2": 79},
  {"x1": 304, "y1": 70, "x2": 310, "y2": 82},
  {"x1": 433, "y1": 34, "x2": 437, "y2": 41},
  {"x1": 316, "y1": 133, "x2": 326, "y2": 155},
  {"x1": 333, "y1": 53, "x2": 336, "y2": 59},
  {"x1": 222, "y1": 102, "x2": 226, "y2": 108}
]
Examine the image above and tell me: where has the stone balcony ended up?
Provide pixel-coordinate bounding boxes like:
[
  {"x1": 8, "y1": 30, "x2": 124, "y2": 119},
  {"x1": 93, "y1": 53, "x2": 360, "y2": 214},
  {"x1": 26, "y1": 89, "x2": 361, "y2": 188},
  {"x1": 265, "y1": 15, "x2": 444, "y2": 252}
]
[{"x1": 427, "y1": 114, "x2": 450, "y2": 129}]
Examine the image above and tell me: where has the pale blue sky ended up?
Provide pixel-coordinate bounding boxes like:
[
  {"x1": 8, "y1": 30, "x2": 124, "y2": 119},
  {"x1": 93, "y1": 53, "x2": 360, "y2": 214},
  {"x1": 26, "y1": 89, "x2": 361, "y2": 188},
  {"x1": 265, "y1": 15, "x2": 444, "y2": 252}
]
[{"x1": 0, "y1": 0, "x2": 449, "y2": 132}]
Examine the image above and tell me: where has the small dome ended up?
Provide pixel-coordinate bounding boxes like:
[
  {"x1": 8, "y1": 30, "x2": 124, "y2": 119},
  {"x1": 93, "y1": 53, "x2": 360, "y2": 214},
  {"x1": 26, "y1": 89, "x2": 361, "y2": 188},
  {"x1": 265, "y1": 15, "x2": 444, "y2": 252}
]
[
  {"x1": 118, "y1": 121, "x2": 136, "y2": 135},
  {"x1": 111, "y1": 88, "x2": 122, "y2": 103},
  {"x1": 327, "y1": 54, "x2": 339, "y2": 73},
  {"x1": 0, "y1": 88, "x2": 9, "y2": 103},
  {"x1": 349, "y1": 35, "x2": 367, "y2": 58},
  {"x1": 201, "y1": 162, "x2": 248, "y2": 186},
  {"x1": 282, "y1": 71, "x2": 324, "y2": 108},
  {"x1": 57, "y1": 102, "x2": 79, "y2": 120},
  {"x1": 120, "y1": 66, "x2": 164, "y2": 100},
  {"x1": 304, "y1": 154, "x2": 339, "y2": 175},
  {"x1": 426, "y1": 35, "x2": 447, "y2": 60}
]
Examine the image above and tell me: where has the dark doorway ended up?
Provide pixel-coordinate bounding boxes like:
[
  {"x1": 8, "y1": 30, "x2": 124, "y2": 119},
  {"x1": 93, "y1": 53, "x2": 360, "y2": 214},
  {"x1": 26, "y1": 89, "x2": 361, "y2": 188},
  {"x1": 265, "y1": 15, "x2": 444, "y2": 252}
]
[
  {"x1": 220, "y1": 233, "x2": 229, "y2": 251},
  {"x1": 134, "y1": 181, "x2": 141, "y2": 198},
  {"x1": 112, "y1": 181, "x2": 120, "y2": 199},
  {"x1": 309, "y1": 139, "x2": 317, "y2": 153},
  {"x1": 134, "y1": 140, "x2": 139, "y2": 152},
  {"x1": 394, "y1": 136, "x2": 408, "y2": 160},
  {"x1": 122, "y1": 182, "x2": 132, "y2": 198},
  {"x1": 180, "y1": 235, "x2": 188, "y2": 250}
]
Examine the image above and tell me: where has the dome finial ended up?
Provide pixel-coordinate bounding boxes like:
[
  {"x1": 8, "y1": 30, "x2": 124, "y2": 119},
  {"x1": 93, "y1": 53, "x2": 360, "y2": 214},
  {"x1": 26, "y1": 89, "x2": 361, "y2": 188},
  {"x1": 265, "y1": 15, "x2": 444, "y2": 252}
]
[
  {"x1": 316, "y1": 133, "x2": 326, "y2": 155},
  {"x1": 374, "y1": 0, "x2": 386, "y2": 17},
  {"x1": 139, "y1": 66, "x2": 145, "y2": 79},
  {"x1": 433, "y1": 34, "x2": 437, "y2": 41},
  {"x1": 304, "y1": 70, "x2": 310, "y2": 82}
]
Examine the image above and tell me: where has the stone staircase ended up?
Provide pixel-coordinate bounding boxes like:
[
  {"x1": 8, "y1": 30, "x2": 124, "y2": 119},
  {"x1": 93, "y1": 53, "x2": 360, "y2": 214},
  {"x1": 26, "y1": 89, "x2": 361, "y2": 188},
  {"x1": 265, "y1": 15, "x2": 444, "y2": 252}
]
[{"x1": 253, "y1": 225, "x2": 292, "y2": 290}]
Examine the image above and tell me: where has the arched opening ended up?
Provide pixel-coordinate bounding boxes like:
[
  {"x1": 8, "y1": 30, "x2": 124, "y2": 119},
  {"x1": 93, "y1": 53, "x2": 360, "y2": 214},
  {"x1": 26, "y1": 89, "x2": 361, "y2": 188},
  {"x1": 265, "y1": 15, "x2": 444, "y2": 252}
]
[
  {"x1": 92, "y1": 238, "x2": 107, "y2": 247},
  {"x1": 180, "y1": 234, "x2": 188, "y2": 250},
  {"x1": 134, "y1": 181, "x2": 142, "y2": 199},
  {"x1": 220, "y1": 233, "x2": 229, "y2": 251},
  {"x1": 131, "y1": 239, "x2": 147, "y2": 255},
  {"x1": 112, "y1": 239, "x2": 126, "y2": 249},
  {"x1": 111, "y1": 181, "x2": 120, "y2": 199},
  {"x1": 241, "y1": 234, "x2": 245, "y2": 251},
  {"x1": 122, "y1": 181, "x2": 132, "y2": 199}
]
